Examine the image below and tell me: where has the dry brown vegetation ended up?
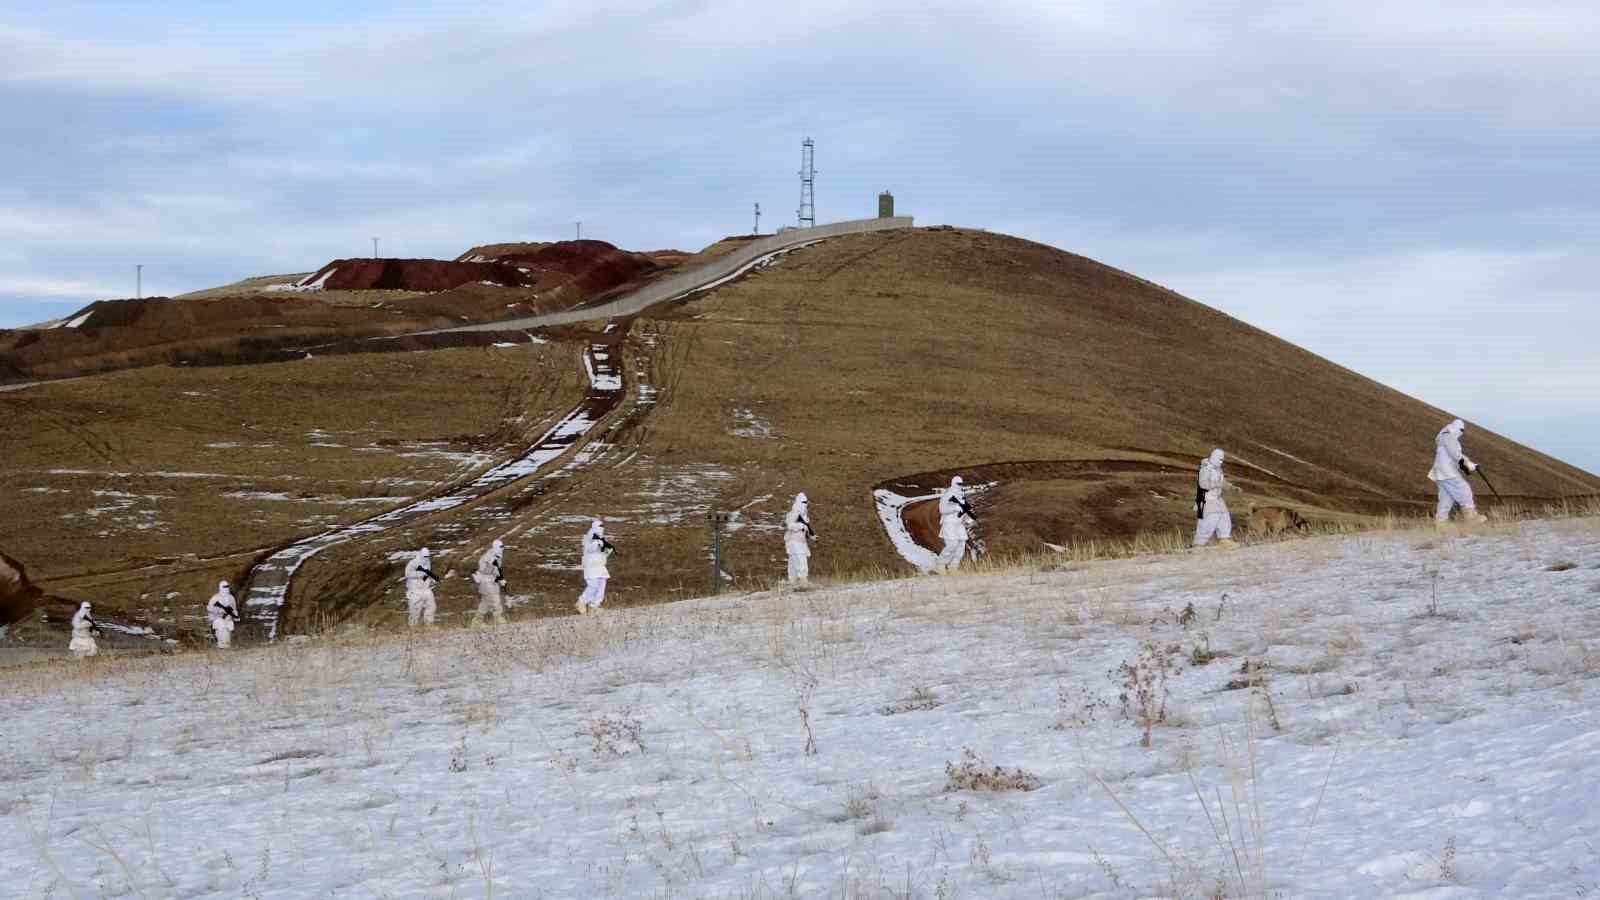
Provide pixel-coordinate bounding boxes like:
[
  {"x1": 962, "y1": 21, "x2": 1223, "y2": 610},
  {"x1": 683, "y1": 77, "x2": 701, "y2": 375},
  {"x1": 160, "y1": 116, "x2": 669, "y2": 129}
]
[
  {"x1": 493, "y1": 227, "x2": 1598, "y2": 611},
  {"x1": 173, "y1": 273, "x2": 309, "y2": 300},
  {"x1": 0, "y1": 342, "x2": 583, "y2": 641},
  {"x1": 4, "y1": 227, "x2": 1598, "y2": 646}
]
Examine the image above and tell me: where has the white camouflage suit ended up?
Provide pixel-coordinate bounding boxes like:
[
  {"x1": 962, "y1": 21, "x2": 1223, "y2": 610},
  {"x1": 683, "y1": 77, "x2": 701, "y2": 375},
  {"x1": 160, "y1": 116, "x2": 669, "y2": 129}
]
[
  {"x1": 403, "y1": 547, "x2": 438, "y2": 627},
  {"x1": 1429, "y1": 419, "x2": 1486, "y2": 524},
  {"x1": 69, "y1": 602, "x2": 98, "y2": 658},
  {"x1": 471, "y1": 539, "x2": 507, "y2": 625},
  {"x1": 576, "y1": 521, "x2": 612, "y2": 614},
  {"x1": 206, "y1": 580, "x2": 239, "y2": 648},
  {"x1": 784, "y1": 493, "x2": 813, "y2": 583},
  {"x1": 1193, "y1": 449, "x2": 1235, "y2": 547},
  {"x1": 936, "y1": 476, "x2": 972, "y2": 573}
]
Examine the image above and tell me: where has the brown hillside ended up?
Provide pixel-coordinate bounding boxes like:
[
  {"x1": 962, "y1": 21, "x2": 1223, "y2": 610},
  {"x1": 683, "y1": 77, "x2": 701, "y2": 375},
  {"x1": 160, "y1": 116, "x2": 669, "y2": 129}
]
[
  {"x1": 1, "y1": 243, "x2": 665, "y2": 385},
  {"x1": 0, "y1": 341, "x2": 585, "y2": 646},
  {"x1": 3, "y1": 227, "x2": 1596, "y2": 644},
  {"x1": 281, "y1": 228, "x2": 1600, "y2": 632},
  {"x1": 299, "y1": 258, "x2": 532, "y2": 292}
]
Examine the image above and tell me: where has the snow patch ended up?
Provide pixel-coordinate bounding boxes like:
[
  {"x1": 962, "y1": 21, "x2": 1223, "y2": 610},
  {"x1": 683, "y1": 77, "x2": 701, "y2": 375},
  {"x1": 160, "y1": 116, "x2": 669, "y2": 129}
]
[
  {"x1": 873, "y1": 482, "x2": 995, "y2": 573},
  {"x1": 11, "y1": 524, "x2": 1600, "y2": 896},
  {"x1": 266, "y1": 267, "x2": 338, "y2": 293},
  {"x1": 223, "y1": 491, "x2": 296, "y2": 501},
  {"x1": 730, "y1": 408, "x2": 774, "y2": 439}
]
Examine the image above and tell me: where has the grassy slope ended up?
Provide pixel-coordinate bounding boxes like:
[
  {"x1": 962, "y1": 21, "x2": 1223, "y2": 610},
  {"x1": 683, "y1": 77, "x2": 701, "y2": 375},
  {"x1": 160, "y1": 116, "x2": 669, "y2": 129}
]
[
  {"x1": 0, "y1": 342, "x2": 584, "y2": 635},
  {"x1": 485, "y1": 227, "x2": 1600, "y2": 608},
  {"x1": 7, "y1": 227, "x2": 1597, "y2": 637}
]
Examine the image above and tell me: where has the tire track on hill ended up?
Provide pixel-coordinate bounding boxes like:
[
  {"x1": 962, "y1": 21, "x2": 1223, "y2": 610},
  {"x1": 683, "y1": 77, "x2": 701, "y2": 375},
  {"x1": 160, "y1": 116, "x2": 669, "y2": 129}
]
[{"x1": 239, "y1": 332, "x2": 630, "y2": 640}]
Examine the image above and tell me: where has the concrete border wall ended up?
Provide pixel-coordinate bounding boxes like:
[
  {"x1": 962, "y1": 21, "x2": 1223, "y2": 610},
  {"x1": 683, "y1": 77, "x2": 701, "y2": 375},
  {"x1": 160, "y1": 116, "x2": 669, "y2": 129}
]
[{"x1": 445, "y1": 216, "x2": 914, "y2": 332}]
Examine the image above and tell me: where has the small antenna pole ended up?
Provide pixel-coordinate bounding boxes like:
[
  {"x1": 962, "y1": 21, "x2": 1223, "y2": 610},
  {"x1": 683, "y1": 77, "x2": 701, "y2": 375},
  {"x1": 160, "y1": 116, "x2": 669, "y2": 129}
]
[{"x1": 797, "y1": 138, "x2": 815, "y2": 228}]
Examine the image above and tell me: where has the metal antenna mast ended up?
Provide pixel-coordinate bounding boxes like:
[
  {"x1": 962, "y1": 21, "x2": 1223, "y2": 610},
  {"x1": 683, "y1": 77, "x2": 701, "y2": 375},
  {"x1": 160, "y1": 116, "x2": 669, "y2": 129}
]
[
  {"x1": 797, "y1": 138, "x2": 815, "y2": 228},
  {"x1": 136, "y1": 264, "x2": 143, "y2": 300},
  {"x1": 371, "y1": 237, "x2": 379, "y2": 259},
  {"x1": 753, "y1": 202, "x2": 761, "y2": 234}
]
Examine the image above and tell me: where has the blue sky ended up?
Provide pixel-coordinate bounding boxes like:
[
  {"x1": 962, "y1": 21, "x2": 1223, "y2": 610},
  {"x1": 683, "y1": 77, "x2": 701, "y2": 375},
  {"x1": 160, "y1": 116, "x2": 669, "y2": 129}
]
[{"x1": 2, "y1": 1, "x2": 1596, "y2": 474}]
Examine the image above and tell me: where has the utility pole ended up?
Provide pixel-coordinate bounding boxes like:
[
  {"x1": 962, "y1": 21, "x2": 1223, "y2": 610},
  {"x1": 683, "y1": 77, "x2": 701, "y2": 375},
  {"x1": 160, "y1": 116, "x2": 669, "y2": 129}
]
[
  {"x1": 575, "y1": 221, "x2": 581, "y2": 240},
  {"x1": 753, "y1": 202, "x2": 761, "y2": 235},
  {"x1": 707, "y1": 511, "x2": 731, "y2": 595},
  {"x1": 371, "y1": 237, "x2": 379, "y2": 259},
  {"x1": 797, "y1": 137, "x2": 815, "y2": 228},
  {"x1": 135, "y1": 264, "x2": 142, "y2": 300}
]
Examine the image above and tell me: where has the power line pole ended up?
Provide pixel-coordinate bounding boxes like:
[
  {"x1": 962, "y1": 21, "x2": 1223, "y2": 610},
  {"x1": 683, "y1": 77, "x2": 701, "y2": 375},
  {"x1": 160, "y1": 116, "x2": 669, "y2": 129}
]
[
  {"x1": 707, "y1": 511, "x2": 731, "y2": 595},
  {"x1": 797, "y1": 137, "x2": 815, "y2": 228},
  {"x1": 371, "y1": 237, "x2": 379, "y2": 259},
  {"x1": 753, "y1": 202, "x2": 761, "y2": 235},
  {"x1": 135, "y1": 264, "x2": 142, "y2": 300},
  {"x1": 575, "y1": 221, "x2": 581, "y2": 240}
]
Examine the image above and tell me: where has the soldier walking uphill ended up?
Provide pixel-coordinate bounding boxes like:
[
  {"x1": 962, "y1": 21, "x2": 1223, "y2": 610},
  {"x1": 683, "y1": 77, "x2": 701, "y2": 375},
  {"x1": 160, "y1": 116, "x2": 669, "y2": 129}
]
[
  {"x1": 1430, "y1": 418, "x2": 1489, "y2": 527},
  {"x1": 1193, "y1": 449, "x2": 1240, "y2": 549},
  {"x1": 575, "y1": 520, "x2": 616, "y2": 615},
  {"x1": 936, "y1": 476, "x2": 978, "y2": 573},
  {"x1": 69, "y1": 601, "x2": 101, "y2": 658},
  {"x1": 206, "y1": 580, "x2": 240, "y2": 648},
  {"x1": 403, "y1": 547, "x2": 439, "y2": 627},
  {"x1": 470, "y1": 539, "x2": 508, "y2": 627},
  {"x1": 784, "y1": 492, "x2": 817, "y2": 584}
]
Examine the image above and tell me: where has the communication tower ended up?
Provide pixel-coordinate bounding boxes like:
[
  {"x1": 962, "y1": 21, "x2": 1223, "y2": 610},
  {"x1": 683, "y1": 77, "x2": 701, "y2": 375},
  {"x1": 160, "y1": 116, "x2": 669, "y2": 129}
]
[{"x1": 797, "y1": 138, "x2": 815, "y2": 228}]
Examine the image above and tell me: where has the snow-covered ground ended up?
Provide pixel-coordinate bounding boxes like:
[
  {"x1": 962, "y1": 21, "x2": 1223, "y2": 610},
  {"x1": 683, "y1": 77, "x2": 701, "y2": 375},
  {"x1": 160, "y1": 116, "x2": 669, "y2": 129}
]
[{"x1": 4, "y1": 520, "x2": 1599, "y2": 898}]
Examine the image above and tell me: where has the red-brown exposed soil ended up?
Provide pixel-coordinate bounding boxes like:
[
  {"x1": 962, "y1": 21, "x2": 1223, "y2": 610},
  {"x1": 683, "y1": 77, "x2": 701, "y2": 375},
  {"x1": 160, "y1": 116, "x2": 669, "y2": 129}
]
[
  {"x1": 301, "y1": 258, "x2": 533, "y2": 292},
  {"x1": 458, "y1": 240, "x2": 687, "y2": 270},
  {"x1": 901, "y1": 498, "x2": 946, "y2": 553},
  {"x1": 455, "y1": 240, "x2": 666, "y2": 309},
  {"x1": 0, "y1": 551, "x2": 42, "y2": 627},
  {"x1": 1, "y1": 241, "x2": 672, "y2": 384}
]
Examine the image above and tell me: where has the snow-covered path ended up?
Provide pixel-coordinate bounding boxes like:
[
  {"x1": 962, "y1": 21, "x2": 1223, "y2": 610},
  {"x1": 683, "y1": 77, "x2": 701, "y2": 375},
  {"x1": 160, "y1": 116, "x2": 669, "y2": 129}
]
[
  {"x1": 5, "y1": 520, "x2": 1599, "y2": 898},
  {"x1": 240, "y1": 337, "x2": 627, "y2": 640}
]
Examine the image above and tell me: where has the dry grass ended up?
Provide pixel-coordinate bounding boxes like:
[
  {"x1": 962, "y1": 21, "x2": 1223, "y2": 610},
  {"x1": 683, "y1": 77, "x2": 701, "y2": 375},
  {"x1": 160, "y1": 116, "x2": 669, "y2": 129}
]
[
  {"x1": 172, "y1": 273, "x2": 474, "y2": 308},
  {"x1": 492, "y1": 227, "x2": 1596, "y2": 621},
  {"x1": 0, "y1": 342, "x2": 584, "y2": 632},
  {"x1": 171, "y1": 273, "x2": 308, "y2": 299},
  {"x1": 7, "y1": 228, "x2": 1597, "y2": 643}
]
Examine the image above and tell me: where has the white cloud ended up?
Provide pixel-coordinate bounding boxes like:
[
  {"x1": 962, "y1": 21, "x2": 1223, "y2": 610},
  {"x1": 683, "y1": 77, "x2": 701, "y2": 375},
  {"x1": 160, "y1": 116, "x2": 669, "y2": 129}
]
[{"x1": 1, "y1": 1, "x2": 1596, "y2": 473}]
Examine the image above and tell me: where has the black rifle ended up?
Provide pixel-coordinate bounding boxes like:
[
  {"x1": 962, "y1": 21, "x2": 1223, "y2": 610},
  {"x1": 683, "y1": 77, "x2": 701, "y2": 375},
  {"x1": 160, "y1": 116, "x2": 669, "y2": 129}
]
[
  {"x1": 599, "y1": 538, "x2": 617, "y2": 554},
  {"x1": 416, "y1": 567, "x2": 439, "y2": 583},
  {"x1": 211, "y1": 604, "x2": 239, "y2": 622},
  {"x1": 955, "y1": 498, "x2": 978, "y2": 521},
  {"x1": 798, "y1": 514, "x2": 817, "y2": 539},
  {"x1": 84, "y1": 616, "x2": 104, "y2": 637},
  {"x1": 1470, "y1": 464, "x2": 1503, "y2": 501},
  {"x1": 1195, "y1": 480, "x2": 1205, "y2": 521}
]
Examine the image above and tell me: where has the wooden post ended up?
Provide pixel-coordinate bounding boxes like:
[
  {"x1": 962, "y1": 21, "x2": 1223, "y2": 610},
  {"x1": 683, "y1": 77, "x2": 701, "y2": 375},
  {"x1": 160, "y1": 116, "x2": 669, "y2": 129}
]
[{"x1": 707, "y1": 511, "x2": 731, "y2": 594}]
